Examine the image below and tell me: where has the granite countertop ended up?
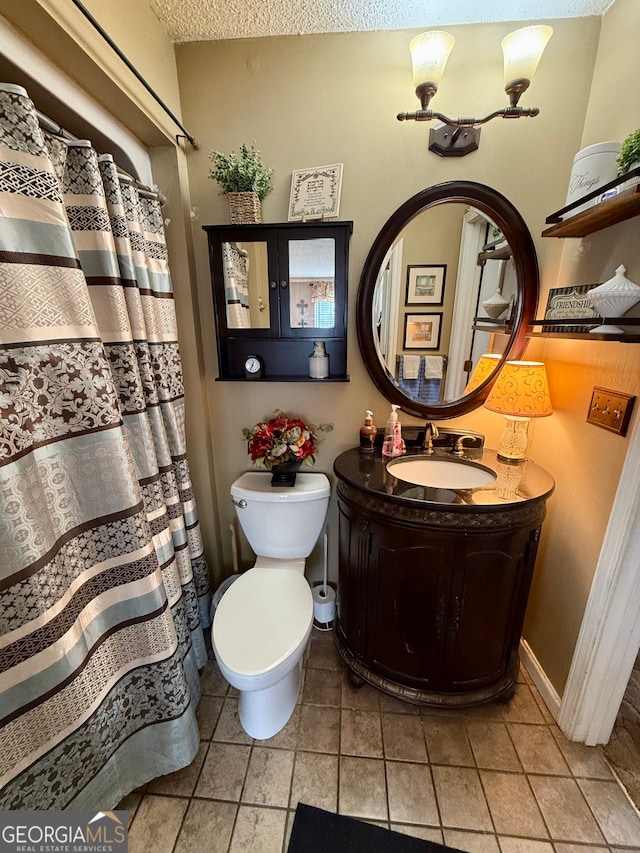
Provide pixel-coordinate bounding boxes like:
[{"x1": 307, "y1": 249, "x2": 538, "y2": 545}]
[{"x1": 333, "y1": 446, "x2": 555, "y2": 511}]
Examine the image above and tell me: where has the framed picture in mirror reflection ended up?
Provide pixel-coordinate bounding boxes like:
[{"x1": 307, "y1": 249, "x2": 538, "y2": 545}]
[
  {"x1": 406, "y1": 264, "x2": 446, "y2": 305},
  {"x1": 403, "y1": 313, "x2": 442, "y2": 350}
]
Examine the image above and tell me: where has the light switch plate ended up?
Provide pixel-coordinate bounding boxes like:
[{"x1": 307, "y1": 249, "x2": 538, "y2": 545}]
[{"x1": 587, "y1": 387, "x2": 636, "y2": 436}]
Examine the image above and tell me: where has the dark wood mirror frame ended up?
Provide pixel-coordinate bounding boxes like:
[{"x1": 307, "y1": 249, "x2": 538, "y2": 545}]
[{"x1": 356, "y1": 181, "x2": 539, "y2": 419}]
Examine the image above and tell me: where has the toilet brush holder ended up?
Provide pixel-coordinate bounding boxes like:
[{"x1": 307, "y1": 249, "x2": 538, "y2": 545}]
[{"x1": 312, "y1": 581, "x2": 336, "y2": 630}]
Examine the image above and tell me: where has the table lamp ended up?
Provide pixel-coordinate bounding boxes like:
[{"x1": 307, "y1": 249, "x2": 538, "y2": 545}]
[{"x1": 484, "y1": 360, "x2": 553, "y2": 460}]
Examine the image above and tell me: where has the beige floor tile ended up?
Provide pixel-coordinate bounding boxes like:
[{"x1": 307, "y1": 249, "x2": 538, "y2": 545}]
[
  {"x1": 128, "y1": 794, "x2": 188, "y2": 853},
  {"x1": 174, "y1": 799, "x2": 237, "y2": 853},
  {"x1": 508, "y1": 724, "x2": 570, "y2": 775},
  {"x1": 213, "y1": 697, "x2": 253, "y2": 744},
  {"x1": 338, "y1": 755, "x2": 388, "y2": 820},
  {"x1": 298, "y1": 703, "x2": 340, "y2": 753},
  {"x1": 393, "y1": 824, "x2": 444, "y2": 843},
  {"x1": 424, "y1": 715, "x2": 475, "y2": 766},
  {"x1": 480, "y1": 770, "x2": 548, "y2": 839},
  {"x1": 382, "y1": 713, "x2": 428, "y2": 762},
  {"x1": 432, "y1": 765, "x2": 493, "y2": 831},
  {"x1": 578, "y1": 778, "x2": 640, "y2": 846},
  {"x1": 200, "y1": 660, "x2": 230, "y2": 697},
  {"x1": 290, "y1": 751, "x2": 338, "y2": 811},
  {"x1": 500, "y1": 684, "x2": 546, "y2": 724},
  {"x1": 457, "y1": 702, "x2": 506, "y2": 722},
  {"x1": 528, "y1": 776, "x2": 606, "y2": 843},
  {"x1": 307, "y1": 636, "x2": 341, "y2": 670},
  {"x1": 341, "y1": 708, "x2": 383, "y2": 757},
  {"x1": 147, "y1": 741, "x2": 207, "y2": 796},
  {"x1": 196, "y1": 695, "x2": 224, "y2": 740},
  {"x1": 550, "y1": 728, "x2": 613, "y2": 779},
  {"x1": 302, "y1": 667, "x2": 342, "y2": 706},
  {"x1": 195, "y1": 742, "x2": 251, "y2": 800},
  {"x1": 378, "y1": 692, "x2": 420, "y2": 714},
  {"x1": 228, "y1": 805, "x2": 287, "y2": 853},
  {"x1": 117, "y1": 792, "x2": 142, "y2": 826},
  {"x1": 241, "y1": 747, "x2": 295, "y2": 807},
  {"x1": 341, "y1": 673, "x2": 381, "y2": 710},
  {"x1": 467, "y1": 721, "x2": 522, "y2": 772},
  {"x1": 497, "y1": 837, "x2": 554, "y2": 853},
  {"x1": 444, "y1": 828, "x2": 501, "y2": 853},
  {"x1": 255, "y1": 704, "x2": 300, "y2": 750},
  {"x1": 553, "y1": 845, "x2": 610, "y2": 853},
  {"x1": 386, "y1": 760, "x2": 439, "y2": 825}
]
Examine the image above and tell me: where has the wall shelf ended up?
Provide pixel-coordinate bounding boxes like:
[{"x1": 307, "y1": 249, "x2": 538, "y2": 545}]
[
  {"x1": 542, "y1": 172, "x2": 640, "y2": 238},
  {"x1": 528, "y1": 317, "x2": 640, "y2": 343}
]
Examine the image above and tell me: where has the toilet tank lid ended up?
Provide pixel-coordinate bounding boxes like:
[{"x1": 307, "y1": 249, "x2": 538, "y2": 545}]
[{"x1": 231, "y1": 471, "x2": 330, "y2": 502}]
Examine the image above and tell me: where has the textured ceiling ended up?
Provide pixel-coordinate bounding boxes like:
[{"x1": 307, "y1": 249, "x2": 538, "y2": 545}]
[{"x1": 149, "y1": 0, "x2": 612, "y2": 43}]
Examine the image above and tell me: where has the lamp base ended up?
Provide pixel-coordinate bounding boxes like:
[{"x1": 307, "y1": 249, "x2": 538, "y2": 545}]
[
  {"x1": 497, "y1": 416, "x2": 529, "y2": 461},
  {"x1": 429, "y1": 123, "x2": 480, "y2": 157}
]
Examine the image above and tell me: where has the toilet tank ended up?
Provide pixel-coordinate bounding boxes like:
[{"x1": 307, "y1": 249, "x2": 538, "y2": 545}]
[{"x1": 230, "y1": 472, "x2": 330, "y2": 559}]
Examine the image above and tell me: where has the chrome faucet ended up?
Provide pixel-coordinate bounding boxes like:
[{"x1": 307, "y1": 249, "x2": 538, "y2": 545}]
[{"x1": 422, "y1": 422, "x2": 439, "y2": 453}]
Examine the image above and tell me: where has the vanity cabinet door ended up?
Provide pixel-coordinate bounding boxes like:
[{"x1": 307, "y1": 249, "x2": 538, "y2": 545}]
[
  {"x1": 444, "y1": 527, "x2": 540, "y2": 691},
  {"x1": 365, "y1": 519, "x2": 456, "y2": 690}
]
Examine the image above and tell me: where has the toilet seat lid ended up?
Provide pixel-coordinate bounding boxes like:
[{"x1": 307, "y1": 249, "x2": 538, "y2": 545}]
[{"x1": 213, "y1": 567, "x2": 313, "y2": 676}]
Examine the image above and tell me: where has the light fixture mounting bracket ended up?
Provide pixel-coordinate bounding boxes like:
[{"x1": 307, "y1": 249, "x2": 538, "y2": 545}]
[{"x1": 428, "y1": 124, "x2": 480, "y2": 157}]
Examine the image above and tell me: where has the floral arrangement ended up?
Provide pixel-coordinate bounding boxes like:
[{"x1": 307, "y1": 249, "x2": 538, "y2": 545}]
[{"x1": 242, "y1": 410, "x2": 333, "y2": 470}]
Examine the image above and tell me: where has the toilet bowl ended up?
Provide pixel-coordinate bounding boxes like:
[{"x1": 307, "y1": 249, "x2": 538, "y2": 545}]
[{"x1": 212, "y1": 472, "x2": 330, "y2": 739}]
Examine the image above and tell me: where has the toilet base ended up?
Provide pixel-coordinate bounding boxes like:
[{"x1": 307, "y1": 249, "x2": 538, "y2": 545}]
[{"x1": 238, "y1": 659, "x2": 302, "y2": 740}]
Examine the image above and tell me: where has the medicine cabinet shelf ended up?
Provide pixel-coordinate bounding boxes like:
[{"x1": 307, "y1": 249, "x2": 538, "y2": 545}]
[{"x1": 542, "y1": 170, "x2": 640, "y2": 238}]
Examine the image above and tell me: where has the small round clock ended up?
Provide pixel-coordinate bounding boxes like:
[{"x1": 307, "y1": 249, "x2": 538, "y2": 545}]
[{"x1": 243, "y1": 355, "x2": 264, "y2": 380}]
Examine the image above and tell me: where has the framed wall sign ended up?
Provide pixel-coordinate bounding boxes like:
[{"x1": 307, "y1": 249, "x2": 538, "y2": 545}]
[
  {"x1": 403, "y1": 313, "x2": 442, "y2": 350},
  {"x1": 288, "y1": 164, "x2": 343, "y2": 221},
  {"x1": 406, "y1": 264, "x2": 446, "y2": 305},
  {"x1": 542, "y1": 283, "x2": 598, "y2": 333}
]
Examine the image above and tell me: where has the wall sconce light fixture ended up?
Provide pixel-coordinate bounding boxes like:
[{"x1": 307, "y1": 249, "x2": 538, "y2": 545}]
[
  {"x1": 484, "y1": 360, "x2": 553, "y2": 461},
  {"x1": 398, "y1": 25, "x2": 553, "y2": 157}
]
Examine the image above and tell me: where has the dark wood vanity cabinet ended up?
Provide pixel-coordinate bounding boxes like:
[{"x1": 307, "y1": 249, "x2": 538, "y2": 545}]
[
  {"x1": 203, "y1": 221, "x2": 352, "y2": 381},
  {"x1": 335, "y1": 480, "x2": 546, "y2": 707}
]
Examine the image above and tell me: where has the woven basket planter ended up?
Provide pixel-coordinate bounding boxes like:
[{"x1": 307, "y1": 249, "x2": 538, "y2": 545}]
[{"x1": 227, "y1": 191, "x2": 262, "y2": 224}]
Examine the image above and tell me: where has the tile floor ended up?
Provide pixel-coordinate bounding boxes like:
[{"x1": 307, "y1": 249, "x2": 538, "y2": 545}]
[{"x1": 120, "y1": 630, "x2": 640, "y2": 853}]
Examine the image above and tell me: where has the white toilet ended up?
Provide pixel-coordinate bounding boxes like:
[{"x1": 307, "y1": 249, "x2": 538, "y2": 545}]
[{"x1": 212, "y1": 471, "x2": 331, "y2": 739}]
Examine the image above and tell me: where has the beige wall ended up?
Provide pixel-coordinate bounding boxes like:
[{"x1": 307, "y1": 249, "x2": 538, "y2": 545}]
[{"x1": 3, "y1": 0, "x2": 639, "y2": 700}]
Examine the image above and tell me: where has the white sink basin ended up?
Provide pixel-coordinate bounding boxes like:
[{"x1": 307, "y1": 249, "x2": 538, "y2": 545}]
[{"x1": 386, "y1": 457, "x2": 497, "y2": 490}]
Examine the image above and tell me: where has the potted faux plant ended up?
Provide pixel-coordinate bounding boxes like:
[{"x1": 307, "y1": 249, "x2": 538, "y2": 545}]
[
  {"x1": 617, "y1": 128, "x2": 640, "y2": 177},
  {"x1": 208, "y1": 142, "x2": 273, "y2": 223}
]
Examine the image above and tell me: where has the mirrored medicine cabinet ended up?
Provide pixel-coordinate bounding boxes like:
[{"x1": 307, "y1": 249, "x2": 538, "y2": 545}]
[{"x1": 204, "y1": 221, "x2": 352, "y2": 381}]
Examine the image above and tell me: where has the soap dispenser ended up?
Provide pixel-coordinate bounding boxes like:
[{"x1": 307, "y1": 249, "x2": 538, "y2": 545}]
[
  {"x1": 382, "y1": 404, "x2": 405, "y2": 457},
  {"x1": 359, "y1": 410, "x2": 377, "y2": 453}
]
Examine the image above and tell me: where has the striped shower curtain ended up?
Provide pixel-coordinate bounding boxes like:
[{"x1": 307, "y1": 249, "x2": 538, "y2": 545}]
[{"x1": 0, "y1": 83, "x2": 211, "y2": 808}]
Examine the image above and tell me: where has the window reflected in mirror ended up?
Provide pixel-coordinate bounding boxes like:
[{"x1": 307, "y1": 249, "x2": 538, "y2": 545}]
[
  {"x1": 222, "y1": 240, "x2": 270, "y2": 329},
  {"x1": 288, "y1": 237, "x2": 336, "y2": 329}
]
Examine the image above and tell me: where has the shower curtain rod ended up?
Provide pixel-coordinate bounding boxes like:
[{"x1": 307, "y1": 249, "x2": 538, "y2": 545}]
[
  {"x1": 36, "y1": 107, "x2": 162, "y2": 198},
  {"x1": 70, "y1": 0, "x2": 199, "y2": 151}
]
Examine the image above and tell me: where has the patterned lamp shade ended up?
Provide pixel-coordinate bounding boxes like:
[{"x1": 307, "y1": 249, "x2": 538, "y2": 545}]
[
  {"x1": 464, "y1": 353, "x2": 502, "y2": 394},
  {"x1": 484, "y1": 361, "x2": 552, "y2": 460}
]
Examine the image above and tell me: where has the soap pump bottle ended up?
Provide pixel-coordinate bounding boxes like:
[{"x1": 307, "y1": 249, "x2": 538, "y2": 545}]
[
  {"x1": 359, "y1": 410, "x2": 377, "y2": 453},
  {"x1": 382, "y1": 404, "x2": 405, "y2": 457}
]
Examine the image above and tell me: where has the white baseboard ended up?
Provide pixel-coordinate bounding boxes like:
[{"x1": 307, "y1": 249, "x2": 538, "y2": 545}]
[{"x1": 520, "y1": 638, "x2": 562, "y2": 721}]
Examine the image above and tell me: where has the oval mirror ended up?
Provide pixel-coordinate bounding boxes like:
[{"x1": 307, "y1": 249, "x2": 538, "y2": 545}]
[{"x1": 357, "y1": 181, "x2": 539, "y2": 419}]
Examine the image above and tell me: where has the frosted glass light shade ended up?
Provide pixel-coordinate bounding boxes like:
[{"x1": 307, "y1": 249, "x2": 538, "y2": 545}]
[
  {"x1": 464, "y1": 353, "x2": 502, "y2": 394},
  {"x1": 484, "y1": 360, "x2": 553, "y2": 418},
  {"x1": 502, "y1": 25, "x2": 553, "y2": 86},
  {"x1": 409, "y1": 31, "x2": 455, "y2": 89}
]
